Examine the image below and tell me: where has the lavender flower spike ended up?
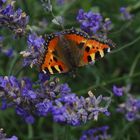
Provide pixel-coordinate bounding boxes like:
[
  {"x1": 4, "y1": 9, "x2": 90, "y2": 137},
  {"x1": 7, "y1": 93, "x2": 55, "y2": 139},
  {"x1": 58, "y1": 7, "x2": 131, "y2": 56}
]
[
  {"x1": 120, "y1": 7, "x2": 132, "y2": 20},
  {"x1": 113, "y1": 85, "x2": 123, "y2": 96},
  {"x1": 76, "y1": 9, "x2": 112, "y2": 35},
  {"x1": 80, "y1": 125, "x2": 110, "y2": 140},
  {"x1": 0, "y1": 75, "x2": 111, "y2": 126},
  {"x1": 20, "y1": 33, "x2": 45, "y2": 68},
  {"x1": 0, "y1": 1, "x2": 29, "y2": 36},
  {"x1": 117, "y1": 94, "x2": 140, "y2": 121}
]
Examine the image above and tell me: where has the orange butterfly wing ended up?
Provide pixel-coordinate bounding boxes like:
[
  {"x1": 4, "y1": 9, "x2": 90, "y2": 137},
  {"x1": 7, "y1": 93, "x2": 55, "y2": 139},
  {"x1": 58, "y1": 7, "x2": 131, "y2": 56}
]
[
  {"x1": 40, "y1": 34, "x2": 69, "y2": 74},
  {"x1": 40, "y1": 29, "x2": 115, "y2": 74},
  {"x1": 82, "y1": 37, "x2": 114, "y2": 65},
  {"x1": 63, "y1": 29, "x2": 115, "y2": 67}
]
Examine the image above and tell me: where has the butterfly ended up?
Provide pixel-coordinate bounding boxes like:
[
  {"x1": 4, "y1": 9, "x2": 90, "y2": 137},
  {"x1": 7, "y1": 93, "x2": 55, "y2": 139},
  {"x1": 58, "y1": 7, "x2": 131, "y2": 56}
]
[{"x1": 40, "y1": 28, "x2": 115, "y2": 74}]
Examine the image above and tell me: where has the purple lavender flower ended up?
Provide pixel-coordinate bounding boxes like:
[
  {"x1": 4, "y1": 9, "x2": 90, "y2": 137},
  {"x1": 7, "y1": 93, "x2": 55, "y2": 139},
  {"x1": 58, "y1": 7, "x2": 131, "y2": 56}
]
[
  {"x1": 0, "y1": 98, "x2": 7, "y2": 110},
  {"x1": 3, "y1": 48, "x2": 14, "y2": 57},
  {"x1": 80, "y1": 126, "x2": 110, "y2": 140},
  {"x1": 0, "y1": 128, "x2": 18, "y2": 140},
  {"x1": 25, "y1": 115, "x2": 35, "y2": 124},
  {"x1": 28, "y1": 33, "x2": 45, "y2": 49},
  {"x1": 103, "y1": 18, "x2": 112, "y2": 31},
  {"x1": 0, "y1": 75, "x2": 111, "y2": 126},
  {"x1": 76, "y1": 9, "x2": 112, "y2": 35},
  {"x1": 0, "y1": 0, "x2": 6, "y2": 7},
  {"x1": 0, "y1": 35, "x2": 4, "y2": 42},
  {"x1": 0, "y1": 1, "x2": 29, "y2": 36},
  {"x1": 113, "y1": 85, "x2": 123, "y2": 96},
  {"x1": 20, "y1": 33, "x2": 45, "y2": 68},
  {"x1": 117, "y1": 94, "x2": 140, "y2": 121},
  {"x1": 16, "y1": 107, "x2": 35, "y2": 124},
  {"x1": 120, "y1": 7, "x2": 132, "y2": 20},
  {"x1": 56, "y1": 0, "x2": 64, "y2": 5},
  {"x1": 35, "y1": 100, "x2": 52, "y2": 116},
  {"x1": 52, "y1": 91, "x2": 111, "y2": 126},
  {"x1": 38, "y1": 72, "x2": 50, "y2": 83}
]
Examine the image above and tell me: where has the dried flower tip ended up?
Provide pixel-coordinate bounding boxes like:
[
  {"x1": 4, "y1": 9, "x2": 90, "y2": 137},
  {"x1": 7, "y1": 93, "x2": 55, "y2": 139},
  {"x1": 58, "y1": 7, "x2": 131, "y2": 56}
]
[
  {"x1": 88, "y1": 90, "x2": 94, "y2": 97},
  {"x1": 20, "y1": 51, "x2": 31, "y2": 57}
]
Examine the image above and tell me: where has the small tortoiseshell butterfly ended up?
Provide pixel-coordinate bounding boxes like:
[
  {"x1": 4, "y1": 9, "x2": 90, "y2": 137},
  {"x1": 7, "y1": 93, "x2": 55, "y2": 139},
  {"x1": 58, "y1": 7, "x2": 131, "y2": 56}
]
[{"x1": 40, "y1": 28, "x2": 115, "y2": 74}]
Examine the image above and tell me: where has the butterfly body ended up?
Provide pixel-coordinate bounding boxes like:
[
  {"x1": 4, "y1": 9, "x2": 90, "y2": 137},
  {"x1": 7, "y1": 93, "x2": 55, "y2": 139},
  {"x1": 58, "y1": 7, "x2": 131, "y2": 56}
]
[{"x1": 40, "y1": 28, "x2": 115, "y2": 74}]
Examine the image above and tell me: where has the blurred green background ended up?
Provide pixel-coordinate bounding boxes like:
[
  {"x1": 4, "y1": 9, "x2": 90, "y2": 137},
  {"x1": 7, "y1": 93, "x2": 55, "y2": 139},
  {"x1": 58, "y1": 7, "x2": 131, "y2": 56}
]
[{"x1": 0, "y1": 0, "x2": 140, "y2": 139}]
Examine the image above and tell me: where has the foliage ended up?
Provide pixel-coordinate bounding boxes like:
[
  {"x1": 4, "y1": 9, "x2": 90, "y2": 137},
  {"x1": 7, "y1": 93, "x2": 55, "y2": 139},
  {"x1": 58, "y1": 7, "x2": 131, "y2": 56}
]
[{"x1": 0, "y1": 0, "x2": 140, "y2": 140}]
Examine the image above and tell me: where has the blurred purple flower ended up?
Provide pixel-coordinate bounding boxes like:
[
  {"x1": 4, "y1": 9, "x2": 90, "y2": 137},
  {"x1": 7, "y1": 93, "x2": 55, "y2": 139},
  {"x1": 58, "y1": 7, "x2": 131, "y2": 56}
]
[
  {"x1": 3, "y1": 48, "x2": 14, "y2": 57},
  {"x1": 103, "y1": 18, "x2": 112, "y2": 31},
  {"x1": 0, "y1": 35, "x2": 4, "y2": 42},
  {"x1": 35, "y1": 100, "x2": 52, "y2": 116},
  {"x1": 120, "y1": 7, "x2": 132, "y2": 20},
  {"x1": 38, "y1": 72, "x2": 50, "y2": 83},
  {"x1": 113, "y1": 85, "x2": 123, "y2": 96},
  {"x1": 22, "y1": 88, "x2": 37, "y2": 99},
  {"x1": 0, "y1": 76, "x2": 111, "y2": 126},
  {"x1": 0, "y1": 128, "x2": 18, "y2": 140},
  {"x1": 52, "y1": 91, "x2": 111, "y2": 126},
  {"x1": 28, "y1": 34, "x2": 45, "y2": 49},
  {"x1": 0, "y1": 0, "x2": 6, "y2": 7},
  {"x1": 80, "y1": 126, "x2": 110, "y2": 140},
  {"x1": 16, "y1": 107, "x2": 35, "y2": 124},
  {"x1": 25, "y1": 115, "x2": 35, "y2": 124},
  {"x1": 0, "y1": 1, "x2": 29, "y2": 36},
  {"x1": 76, "y1": 9, "x2": 112, "y2": 35},
  {"x1": 117, "y1": 94, "x2": 140, "y2": 121},
  {"x1": 56, "y1": 0, "x2": 64, "y2": 5},
  {"x1": 0, "y1": 98, "x2": 7, "y2": 110}
]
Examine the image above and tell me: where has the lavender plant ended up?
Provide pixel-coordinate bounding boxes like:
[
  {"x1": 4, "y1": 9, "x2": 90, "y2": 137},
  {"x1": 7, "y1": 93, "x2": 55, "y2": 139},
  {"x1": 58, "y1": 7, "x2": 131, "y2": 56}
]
[
  {"x1": 0, "y1": 76, "x2": 111, "y2": 125},
  {"x1": 117, "y1": 94, "x2": 140, "y2": 121},
  {"x1": 0, "y1": 0, "x2": 140, "y2": 139},
  {"x1": 119, "y1": 7, "x2": 133, "y2": 20},
  {"x1": 76, "y1": 9, "x2": 112, "y2": 36},
  {"x1": 80, "y1": 126, "x2": 110, "y2": 140},
  {"x1": 0, "y1": 0, "x2": 29, "y2": 36}
]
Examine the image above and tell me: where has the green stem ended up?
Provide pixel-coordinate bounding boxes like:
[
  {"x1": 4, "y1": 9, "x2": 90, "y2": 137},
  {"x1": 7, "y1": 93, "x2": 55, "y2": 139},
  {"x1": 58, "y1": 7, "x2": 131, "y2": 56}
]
[
  {"x1": 111, "y1": 35, "x2": 140, "y2": 54},
  {"x1": 129, "y1": 53, "x2": 140, "y2": 77},
  {"x1": 28, "y1": 124, "x2": 33, "y2": 140},
  {"x1": 88, "y1": 72, "x2": 140, "y2": 90},
  {"x1": 53, "y1": 123, "x2": 58, "y2": 140},
  {"x1": 44, "y1": 0, "x2": 76, "y2": 32},
  {"x1": 125, "y1": 53, "x2": 140, "y2": 92},
  {"x1": 111, "y1": 22, "x2": 131, "y2": 36},
  {"x1": 65, "y1": 125, "x2": 70, "y2": 140},
  {"x1": 8, "y1": 54, "x2": 19, "y2": 76},
  {"x1": 15, "y1": 66, "x2": 25, "y2": 77}
]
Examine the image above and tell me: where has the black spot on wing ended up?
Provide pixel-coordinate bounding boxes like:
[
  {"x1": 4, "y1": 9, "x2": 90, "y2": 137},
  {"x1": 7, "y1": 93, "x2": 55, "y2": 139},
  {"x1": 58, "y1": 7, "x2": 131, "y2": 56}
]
[
  {"x1": 85, "y1": 46, "x2": 90, "y2": 52},
  {"x1": 103, "y1": 48, "x2": 108, "y2": 54},
  {"x1": 87, "y1": 55, "x2": 92, "y2": 62},
  {"x1": 95, "y1": 51, "x2": 100, "y2": 59},
  {"x1": 51, "y1": 66, "x2": 58, "y2": 73},
  {"x1": 44, "y1": 67, "x2": 50, "y2": 74},
  {"x1": 53, "y1": 57, "x2": 57, "y2": 62},
  {"x1": 59, "y1": 65, "x2": 63, "y2": 72}
]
